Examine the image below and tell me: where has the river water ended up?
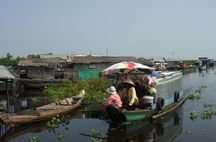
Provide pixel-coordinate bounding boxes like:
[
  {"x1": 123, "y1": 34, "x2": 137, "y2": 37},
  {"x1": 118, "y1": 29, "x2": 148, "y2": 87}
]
[{"x1": 1, "y1": 67, "x2": 216, "y2": 142}]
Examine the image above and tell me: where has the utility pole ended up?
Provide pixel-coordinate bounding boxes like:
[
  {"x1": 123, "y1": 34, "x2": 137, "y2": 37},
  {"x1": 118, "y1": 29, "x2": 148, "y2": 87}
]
[{"x1": 106, "y1": 48, "x2": 108, "y2": 56}]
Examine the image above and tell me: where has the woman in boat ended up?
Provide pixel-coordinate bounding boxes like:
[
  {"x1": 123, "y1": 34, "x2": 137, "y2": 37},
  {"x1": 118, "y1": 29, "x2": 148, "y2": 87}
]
[
  {"x1": 139, "y1": 74, "x2": 157, "y2": 108},
  {"x1": 120, "y1": 79, "x2": 139, "y2": 109},
  {"x1": 105, "y1": 86, "x2": 122, "y2": 108}
]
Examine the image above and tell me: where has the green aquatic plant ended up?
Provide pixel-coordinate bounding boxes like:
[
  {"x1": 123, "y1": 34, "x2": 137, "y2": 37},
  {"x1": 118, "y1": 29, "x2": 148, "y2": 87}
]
[
  {"x1": 200, "y1": 85, "x2": 207, "y2": 89},
  {"x1": 189, "y1": 111, "x2": 198, "y2": 120},
  {"x1": 29, "y1": 136, "x2": 39, "y2": 142},
  {"x1": 188, "y1": 85, "x2": 207, "y2": 100},
  {"x1": 201, "y1": 109, "x2": 215, "y2": 120},
  {"x1": 203, "y1": 104, "x2": 216, "y2": 108},
  {"x1": 195, "y1": 89, "x2": 202, "y2": 94},
  {"x1": 195, "y1": 85, "x2": 207, "y2": 94},
  {"x1": 47, "y1": 114, "x2": 70, "y2": 129},
  {"x1": 44, "y1": 78, "x2": 111, "y2": 108},
  {"x1": 43, "y1": 86, "x2": 72, "y2": 102},
  {"x1": 188, "y1": 94, "x2": 201, "y2": 100},
  {"x1": 57, "y1": 133, "x2": 64, "y2": 140},
  {"x1": 91, "y1": 129, "x2": 106, "y2": 142}
]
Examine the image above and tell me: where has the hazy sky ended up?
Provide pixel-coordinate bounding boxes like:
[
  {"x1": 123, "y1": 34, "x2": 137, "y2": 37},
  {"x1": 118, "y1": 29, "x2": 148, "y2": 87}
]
[{"x1": 0, "y1": 0, "x2": 216, "y2": 59}]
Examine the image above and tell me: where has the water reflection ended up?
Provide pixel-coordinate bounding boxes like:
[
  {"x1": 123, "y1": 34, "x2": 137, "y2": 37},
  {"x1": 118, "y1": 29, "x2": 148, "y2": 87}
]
[
  {"x1": 0, "y1": 89, "x2": 50, "y2": 113},
  {"x1": 0, "y1": 112, "x2": 86, "y2": 142},
  {"x1": 107, "y1": 107, "x2": 183, "y2": 142},
  {"x1": 0, "y1": 107, "x2": 183, "y2": 142}
]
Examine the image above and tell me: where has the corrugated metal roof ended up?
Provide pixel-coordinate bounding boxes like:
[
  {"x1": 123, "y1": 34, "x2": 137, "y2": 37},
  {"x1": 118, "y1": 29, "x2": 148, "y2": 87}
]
[
  {"x1": 17, "y1": 56, "x2": 153, "y2": 67},
  {"x1": 18, "y1": 58, "x2": 63, "y2": 67},
  {"x1": 72, "y1": 56, "x2": 137, "y2": 63},
  {"x1": 0, "y1": 65, "x2": 16, "y2": 79}
]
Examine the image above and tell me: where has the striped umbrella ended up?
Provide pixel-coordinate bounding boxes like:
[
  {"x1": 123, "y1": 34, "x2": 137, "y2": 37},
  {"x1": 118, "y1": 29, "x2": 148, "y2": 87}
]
[{"x1": 101, "y1": 61, "x2": 152, "y2": 75}]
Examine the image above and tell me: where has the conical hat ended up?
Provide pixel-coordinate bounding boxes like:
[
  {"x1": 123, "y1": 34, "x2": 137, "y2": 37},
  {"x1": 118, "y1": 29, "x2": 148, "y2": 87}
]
[{"x1": 122, "y1": 79, "x2": 135, "y2": 86}]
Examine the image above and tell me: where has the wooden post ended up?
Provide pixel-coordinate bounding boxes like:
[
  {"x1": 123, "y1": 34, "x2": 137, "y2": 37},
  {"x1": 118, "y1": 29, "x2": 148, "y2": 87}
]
[{"x1": 5, "y1": 79, "x2": 10, "y2": 110}]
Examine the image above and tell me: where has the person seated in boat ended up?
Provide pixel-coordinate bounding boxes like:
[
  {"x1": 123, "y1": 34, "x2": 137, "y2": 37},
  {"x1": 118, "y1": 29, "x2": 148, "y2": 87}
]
[
  {"x1": 105, "y1": 86, "x2": 122, "y2": 108},
  {"x1": 143, "y1": 73, "x2": 158, "y2": 87},
  {"x1": 138, "y1": 74, "x2": 158, "y2": 108},
  {"x1": 120, "y1": 79, "x2": 139, "y2": 109},
  {"x1": 112, "y1": 73, "x2": 124, "y2": 93}
]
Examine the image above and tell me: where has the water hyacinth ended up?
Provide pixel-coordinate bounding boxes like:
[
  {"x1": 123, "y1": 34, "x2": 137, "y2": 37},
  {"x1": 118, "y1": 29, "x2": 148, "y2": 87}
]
[
  {"x1": 188, "y1": 94, "x2": 201, "y2": 100},
  {"x1": 29, "y1": 136, "x2": 39, "y2": 142},
  {"x1": 189, "y1": 111, "x2": 198, "y2": 120},
  {"x1": 44, "y1": 78, "x2": 112, "y2": 109},
  {"x1": 201, "y1": 109, "x2": 215, "y2": 120}
]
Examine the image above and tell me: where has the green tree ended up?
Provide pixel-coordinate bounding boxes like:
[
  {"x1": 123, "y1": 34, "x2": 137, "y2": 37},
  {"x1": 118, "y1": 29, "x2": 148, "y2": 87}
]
[
  {"x1": 27, "y1": 54, "x2": 40, "y2": 59},
  {"x1": 0, "y1": 53, "x2": 20, "y2": 67}
]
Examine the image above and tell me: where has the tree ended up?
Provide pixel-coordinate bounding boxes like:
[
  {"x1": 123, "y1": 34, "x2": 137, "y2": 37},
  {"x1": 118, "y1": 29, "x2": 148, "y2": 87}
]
[
  {"x1": 27, "y1": 54, "x2": 40, "y2": 59},
  {"x1": 0, "y1": 53, "x2": 20, "y2": 67}
]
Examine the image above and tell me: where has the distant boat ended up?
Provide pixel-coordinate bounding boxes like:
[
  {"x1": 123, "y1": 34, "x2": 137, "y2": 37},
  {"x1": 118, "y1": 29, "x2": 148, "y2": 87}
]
[
  {"x1": 198, "y1": 65, "x2": 207, "y2": 70},
  {"x1": 20, "y1": 78, "x2": 64, "y2": 89},
  {"x1": 0, "y1": 90, "x2": 85, "y2": 127}
]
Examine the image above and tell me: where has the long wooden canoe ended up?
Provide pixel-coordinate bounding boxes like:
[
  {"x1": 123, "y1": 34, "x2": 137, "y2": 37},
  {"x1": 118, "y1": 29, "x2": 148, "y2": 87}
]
[{"x1": 0, "y1": 90, "x2": 85, "y2": 127}]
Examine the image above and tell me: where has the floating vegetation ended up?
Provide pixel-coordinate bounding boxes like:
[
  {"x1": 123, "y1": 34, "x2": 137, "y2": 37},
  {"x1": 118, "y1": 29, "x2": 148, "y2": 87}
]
[
  {"x1": 47, "y1": 114, "x2": 70, "y2": 129},
  {"x1": 189, "y1": 111, "x2": 198, "y2": 120},
  {"x1": 188, "y1": 85, "x2": 207, "y2": 100},
  {"x1": 189, "y1": 109, "x2": 216, "y2": 120},
  {"x1": 29, "y1": 136, "x2": 39, "y2": 142},
  {"x1": 201, "y1": 109, "x2": 215, "y2": 120},
  {"x1": 200, "y1": 85, "x2": 207, "y2": 89},
  {"x1": 57, "y1": 133, "x2": 64, "y2": 140},
  {"x1": 91, "y1": 129, "x2": 106, "y2": 142},
  {"x1": 203, "y1": 104, "x2": 216, "y2": 108},
  {"x1": 195, "y1": 85, "x2": 207, "y2": 94},
  {"x1": 44, "y1": 78, "x2": 112, "y2": 116},
  {"x1": 188, "y1": 94, "x2": 201, "y2": 100}
]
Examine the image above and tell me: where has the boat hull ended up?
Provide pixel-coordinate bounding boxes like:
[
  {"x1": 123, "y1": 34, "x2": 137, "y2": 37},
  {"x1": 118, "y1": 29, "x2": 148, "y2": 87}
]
[{"x1": 0, "y1": 91, "x2": 85, "y2": 127}]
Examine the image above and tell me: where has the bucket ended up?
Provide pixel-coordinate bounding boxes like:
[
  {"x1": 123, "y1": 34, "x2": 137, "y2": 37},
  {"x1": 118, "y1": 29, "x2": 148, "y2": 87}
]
[{"x1": 141, "y1": 96, "x2": 154, "y2": 105}]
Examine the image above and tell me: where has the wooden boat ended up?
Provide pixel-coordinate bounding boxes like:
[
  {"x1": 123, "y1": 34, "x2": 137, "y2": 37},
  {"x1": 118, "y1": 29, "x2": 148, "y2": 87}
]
[
  {"x1": 0, "y1": 111, "x2": 85, "y2": 142},
  {"x1": 106, "y1": 71, "x2": 187, "y2": 122},
  {"x1": 20, "y1": 78, "x2": 64, "y2": 89},
  {"x1": 0, "y1": 90, "x2": 85, "y2": 127}
]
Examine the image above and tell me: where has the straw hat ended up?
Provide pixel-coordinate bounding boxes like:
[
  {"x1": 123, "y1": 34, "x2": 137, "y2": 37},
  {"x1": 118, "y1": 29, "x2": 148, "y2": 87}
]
[
  {"x1": 107, "y1": 86, "x2": 117, "y2": 95},
  {"x1": 122, "y1": 79, "x2": 135, "y2": 86}
]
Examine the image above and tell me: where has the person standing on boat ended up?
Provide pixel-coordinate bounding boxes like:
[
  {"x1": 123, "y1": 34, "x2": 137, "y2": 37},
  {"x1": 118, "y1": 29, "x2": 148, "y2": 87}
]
[
  {"x1": 120, "y1": 79, "x2": 139, "y2": 108},
  {"x1": 105, "y1": 86, "x2": 122, "y2": 108}
]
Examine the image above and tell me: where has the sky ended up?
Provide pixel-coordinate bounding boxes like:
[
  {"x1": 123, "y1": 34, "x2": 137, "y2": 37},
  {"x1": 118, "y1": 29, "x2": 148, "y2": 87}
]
[{"x1": 0, "y1": 0, "x2": 216, "y2": 59}]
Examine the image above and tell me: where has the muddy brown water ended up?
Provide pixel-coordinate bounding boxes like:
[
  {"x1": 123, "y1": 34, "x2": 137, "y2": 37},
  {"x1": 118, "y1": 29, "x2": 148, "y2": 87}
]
[{"x1": 1, "y1": 67, "x2": 216, "y2": 142}]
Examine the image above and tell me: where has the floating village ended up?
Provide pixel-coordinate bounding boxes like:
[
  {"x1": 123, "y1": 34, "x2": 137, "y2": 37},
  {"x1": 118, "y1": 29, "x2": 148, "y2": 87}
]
[{"x1": 0, "y1": 54, "x2": 216, "y2": 142}]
